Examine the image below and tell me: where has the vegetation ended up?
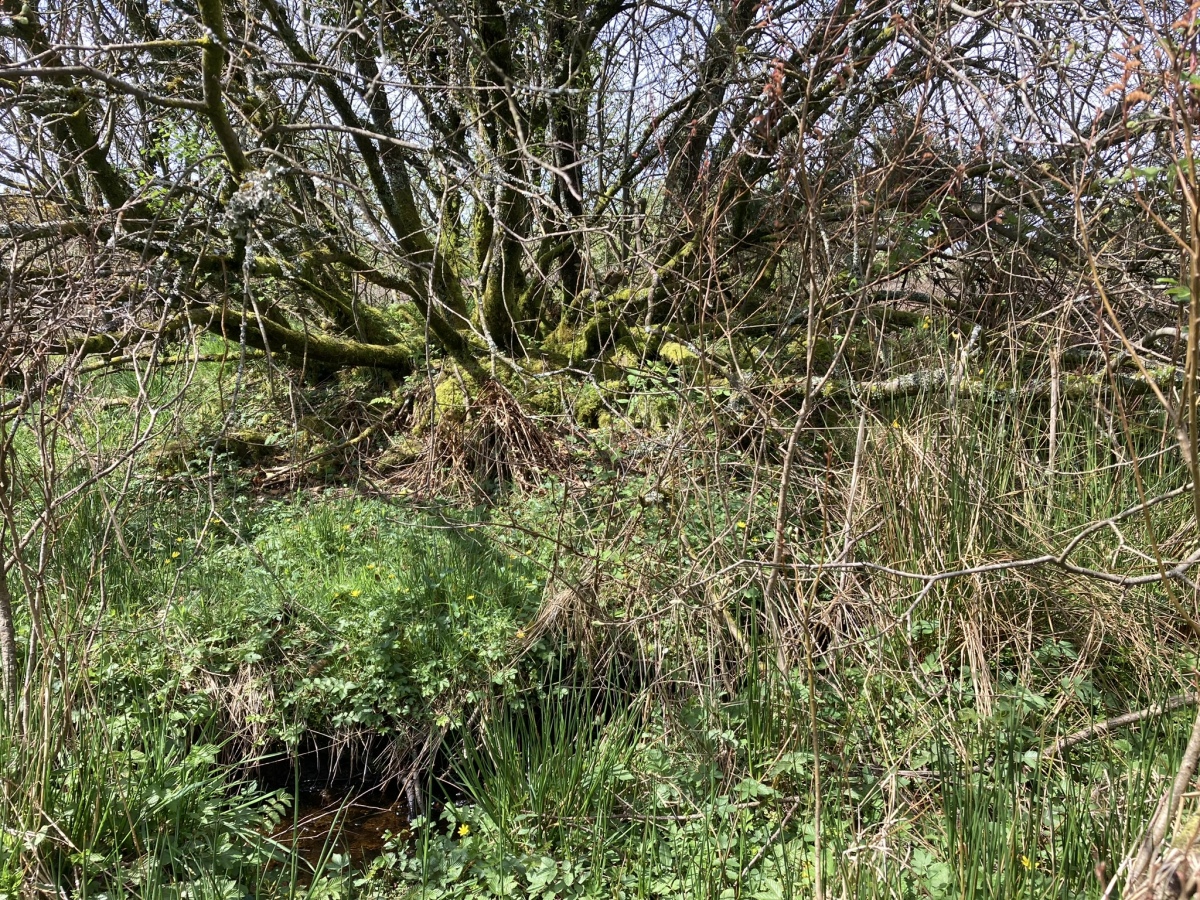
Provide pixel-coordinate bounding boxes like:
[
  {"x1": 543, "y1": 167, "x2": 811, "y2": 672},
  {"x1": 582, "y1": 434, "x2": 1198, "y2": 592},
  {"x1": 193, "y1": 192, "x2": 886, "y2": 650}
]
[{"x1": 4, "y1": 0, "x2": 1200, "y2": 898}]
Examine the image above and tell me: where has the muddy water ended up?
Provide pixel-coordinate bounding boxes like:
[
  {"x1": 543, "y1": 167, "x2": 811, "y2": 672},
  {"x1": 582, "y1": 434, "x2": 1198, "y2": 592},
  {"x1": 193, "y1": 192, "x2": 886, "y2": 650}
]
[{"x1": 272, "y1": 790, "x2": 410, "y2": 870}]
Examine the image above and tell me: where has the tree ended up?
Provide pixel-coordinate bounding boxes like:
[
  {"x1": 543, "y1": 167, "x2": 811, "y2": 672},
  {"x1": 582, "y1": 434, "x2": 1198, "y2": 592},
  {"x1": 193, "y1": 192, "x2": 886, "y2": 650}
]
[{"x1": 0, "y1": 0, "x2": 1123, "y2": 382}]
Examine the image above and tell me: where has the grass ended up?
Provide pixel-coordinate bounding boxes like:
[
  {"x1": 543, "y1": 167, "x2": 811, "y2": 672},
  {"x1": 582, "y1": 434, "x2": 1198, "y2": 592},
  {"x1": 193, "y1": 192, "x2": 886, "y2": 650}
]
[
  {"x1": 1, "y1": 675, "x2": 293, "y2": 898},
  {"x1": 386, "y1": 647, "x2": 1190, "y2": 899},
  {"x1": 0, "y1": 490, "x2": 545, "y2": 898},
  {"x1": 1, "y1": 337, "x2": 1197, "y2": 898}
]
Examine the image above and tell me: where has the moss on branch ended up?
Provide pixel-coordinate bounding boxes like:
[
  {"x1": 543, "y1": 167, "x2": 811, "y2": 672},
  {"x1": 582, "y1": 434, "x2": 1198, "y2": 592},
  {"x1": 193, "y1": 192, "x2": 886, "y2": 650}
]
[{"x1": 206, "y1": 306, "x2": 415, "y2": 373}]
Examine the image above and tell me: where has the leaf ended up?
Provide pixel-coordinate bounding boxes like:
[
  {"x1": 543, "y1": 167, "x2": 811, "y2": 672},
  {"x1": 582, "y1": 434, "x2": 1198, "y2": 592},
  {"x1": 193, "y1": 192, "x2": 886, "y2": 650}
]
[{"x1": 734, "y1": 777, "x2": 774, "y2": 801}]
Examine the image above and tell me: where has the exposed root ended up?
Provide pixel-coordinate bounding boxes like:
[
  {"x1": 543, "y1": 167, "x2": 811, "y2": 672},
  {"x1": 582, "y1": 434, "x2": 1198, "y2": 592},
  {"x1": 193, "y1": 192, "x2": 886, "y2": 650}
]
[
  {"x1": 465, "y1": 380, "x2": 567, "y2": 488},
  {"x1": 379, "y1": 724, "x2": 447, "y2": 817},
  {"x1": 524, "y1": 569, "x2": 604, "y2": 654}
]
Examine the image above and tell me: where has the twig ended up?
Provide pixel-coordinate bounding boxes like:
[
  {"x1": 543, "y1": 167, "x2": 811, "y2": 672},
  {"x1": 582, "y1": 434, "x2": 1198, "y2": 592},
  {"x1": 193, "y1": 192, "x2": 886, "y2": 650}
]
[
  {"x1": 739, "y1": 796, "x2": 803, "y2": 880},
  {"x1": 1127, "y1": 704, "x2": 1200, "y2": 890},
  {"x1": 260, "y1": 426, "x2": 378, "y2": 482},
  {"x1": 1045, "y1": 693, "x2": 1200, "y2": 757}
]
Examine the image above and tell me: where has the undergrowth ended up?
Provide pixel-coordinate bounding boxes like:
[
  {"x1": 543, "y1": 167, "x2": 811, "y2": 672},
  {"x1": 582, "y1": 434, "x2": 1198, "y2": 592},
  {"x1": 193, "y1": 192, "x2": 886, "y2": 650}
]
[{"x1": 1, "y1": 347, "x2": 1197, "y2": 899}]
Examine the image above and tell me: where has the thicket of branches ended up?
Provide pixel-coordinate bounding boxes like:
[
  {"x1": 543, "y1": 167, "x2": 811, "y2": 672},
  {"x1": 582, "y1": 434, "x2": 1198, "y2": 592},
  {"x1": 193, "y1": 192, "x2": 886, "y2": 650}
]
[
  {"x1": 6, "y1": 0, "x2": 1200, "y2": 893},
  {"x1": 0, "y1": 0, "x2": 1190, "y2": 379}
]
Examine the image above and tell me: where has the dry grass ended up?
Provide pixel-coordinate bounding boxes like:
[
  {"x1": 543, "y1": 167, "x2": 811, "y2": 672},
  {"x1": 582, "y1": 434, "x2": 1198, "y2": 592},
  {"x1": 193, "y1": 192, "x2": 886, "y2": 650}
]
[{"x1": 392, "y1": 377, "x2": 571, "y2": 499}]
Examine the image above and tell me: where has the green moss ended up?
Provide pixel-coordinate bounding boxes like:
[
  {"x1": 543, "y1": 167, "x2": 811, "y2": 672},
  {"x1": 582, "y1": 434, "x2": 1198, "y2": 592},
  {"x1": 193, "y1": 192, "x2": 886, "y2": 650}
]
[
  {"x1": 521, "y1": 353, "x2": 568, "y2": 374},
  {"x1": 147, "y1": 441, "x2": 191, "y2": 475},
  {"x1": 543, "y1": 314, "x2": 635, "y2": 363},
  {"x1": 571, "y1": 382, "x2": 603, "y2": 426},
  {"x1": 658, "y1": 340, "x2": 699, "y2": 366},
  {"x1": 798, "y1": 336, "x2": 837, "y2": 368},
  {"x1": 626, "y1": 325, "x2": 664, "y2": 357},
  {"x1": 583, "y1": 314, "x2": 628, "y2": 354},
  {"x1": 543, "y1": 321, "x2": 589, "y2": 363},
  {"x1": 409, "y1": 371, "x2": 475, "y2": 434},
  {"x1": 434, "y1": 376, "x2": 469, "y2": 418},
  {"x1": 1174, "y1": 812, "x2": 1200, "y2": 849},
  {"x1": 378, "y1": 433, "x2": 424, "y2": 468},
  {"x1": 605, "y1": 336, "x2": 642, "y2": 369}
]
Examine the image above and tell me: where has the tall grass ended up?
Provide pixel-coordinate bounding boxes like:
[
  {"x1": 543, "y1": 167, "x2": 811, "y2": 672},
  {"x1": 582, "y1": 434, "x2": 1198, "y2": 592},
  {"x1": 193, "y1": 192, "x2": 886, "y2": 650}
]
[
  {"x1": 3, "y1": 340, "x2": 1196, "y2": 899},
  {"x1": 0, "y1": 485, "x2": 543, "y2": 898},
  {"x1": 422, "y1": 369, "x2": 1191, "y2": 898},
  {"x1": 0, "y1": 665, "x2": 298, "y2": 898},
  {"x1": 395, "y1": 639, "x2": 1192, "y2": 899}
]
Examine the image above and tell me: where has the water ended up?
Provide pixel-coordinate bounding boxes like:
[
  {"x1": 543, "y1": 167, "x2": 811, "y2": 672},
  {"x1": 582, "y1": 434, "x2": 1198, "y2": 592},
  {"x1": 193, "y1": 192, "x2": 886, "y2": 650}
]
[{"x1": 272, "y1": 788, "x2": 411, "y2": 870}]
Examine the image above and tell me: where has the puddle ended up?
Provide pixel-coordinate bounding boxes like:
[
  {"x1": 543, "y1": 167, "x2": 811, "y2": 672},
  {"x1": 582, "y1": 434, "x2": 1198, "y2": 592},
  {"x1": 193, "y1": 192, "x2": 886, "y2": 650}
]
[
  {"x1": 272, "y1": 789, "x2": 411, "y2": 871},
  {"x1": 250, "y1": 735, "x2": 426, "y2": 875}
]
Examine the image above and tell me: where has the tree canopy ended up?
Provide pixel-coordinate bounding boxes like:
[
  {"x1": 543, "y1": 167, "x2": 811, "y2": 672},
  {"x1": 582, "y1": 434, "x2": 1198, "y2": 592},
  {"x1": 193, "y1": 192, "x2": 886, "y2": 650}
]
[{"x1": 1, "y1": 0, "x2": 1191, "y2": 383}]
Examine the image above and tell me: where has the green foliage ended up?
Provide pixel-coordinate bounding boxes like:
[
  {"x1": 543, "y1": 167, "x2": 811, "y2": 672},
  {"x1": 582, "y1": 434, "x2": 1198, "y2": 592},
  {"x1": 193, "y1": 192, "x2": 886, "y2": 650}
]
[
  {"x1": 4, "y1": 310, "x2": 1198, "y2": 900},
  {"x1": 130, "y1": 497, "x2": 543, "y2": 740},
  {"x1": 360, "y1": 646, "x2": 1192, "y2": 900},
  {"x1": 933, "y1": 696, "x2": 1182, "y2": 900},
  {"x1": 1, "y1": 493, "x2": 546, "y2": 898},
  {"x1": 0, "y1": 685, "x2": 294, "y2": 899}
]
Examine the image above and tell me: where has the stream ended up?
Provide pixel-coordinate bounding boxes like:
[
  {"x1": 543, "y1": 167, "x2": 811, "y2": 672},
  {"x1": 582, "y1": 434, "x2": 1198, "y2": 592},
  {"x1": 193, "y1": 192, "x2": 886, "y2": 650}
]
[{"x1": 270, "y1": 787, "x2": 412, "y2": 872}]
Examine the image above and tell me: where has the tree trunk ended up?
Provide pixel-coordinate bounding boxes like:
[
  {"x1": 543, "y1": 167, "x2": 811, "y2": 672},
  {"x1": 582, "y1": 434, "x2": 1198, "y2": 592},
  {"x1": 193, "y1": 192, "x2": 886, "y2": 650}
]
[{"x1": 0, "y1": 555, "x2": 15, "y2": 713}]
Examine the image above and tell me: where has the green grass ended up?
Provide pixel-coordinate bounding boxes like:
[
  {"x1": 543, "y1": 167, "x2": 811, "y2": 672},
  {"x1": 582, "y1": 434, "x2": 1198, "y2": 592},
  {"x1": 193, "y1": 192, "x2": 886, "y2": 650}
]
[
  {"x1": 0, "y1": 493, "x2": 545, "y2": 898},
  {"x1": 1, "y1": 675, "x2": 293, "y2": 898},
  {"x1": 381, "y1": 648, "x2": 1191, "y2": 900},
  {"x1": 2, "y1": 345, "x2": 1197, "y2": 899}
]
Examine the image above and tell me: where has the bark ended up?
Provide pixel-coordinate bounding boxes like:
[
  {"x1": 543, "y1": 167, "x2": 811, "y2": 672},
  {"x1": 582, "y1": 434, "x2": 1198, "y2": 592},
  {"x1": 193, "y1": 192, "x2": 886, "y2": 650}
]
[
  {"x1": 39, "y1": 306, "x2": 420, "y2": 376},
  {"x1": 473, "y1": 0, "x2": 532, "y2": 351},
  {"x1": 0, "y1": 433, "x2": 14, "y2": 713},
  {"x1": 0, "y1": 554, "x2": 15, "y2": 713},
  {"x1": 260, "y1": 0, "x2": 477, "y2": 373},
  {"x1": 196, "y1": 0, "x2": 248, "y2": 177},
  {"x1": 1046, "y1": 693, "x2": 1199, "y2": 758},
  {"x1": 205, "y1": 306, "x2": 418, "y2": 374},
  {"x1": 1127, "y1": 707, "x2": 1200, "y2": 891},
  {"x1": 801, "y1": 366, "x2": 1180, "y2": 405},
  {"x1": 1, "y1": 0, "x2": 134, "y2": 210}
]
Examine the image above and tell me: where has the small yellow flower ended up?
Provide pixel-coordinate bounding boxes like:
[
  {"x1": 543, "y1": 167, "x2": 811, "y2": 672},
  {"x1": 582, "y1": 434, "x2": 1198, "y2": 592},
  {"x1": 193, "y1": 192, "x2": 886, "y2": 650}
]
[
  {"x1": 351, "y1": 589, "x2": 362, "y2": 598},
  {"x1": 1020, "y1": 855, "x2": 1032, "y2": 870},
  {"x1": 736, "y1": 521, "x2": 747, "y2": 529},
  {"x1": 467, "y1": 594, "x2": 475, "y2": 600},
  {"x1": 516, "y1": 630, "x2": 526, "y2": 639},
  {"x1": 892, "y1": 419, "x2": 900, "y2": 428},
  {"x1": 343, "y1": 524, "x2": 352, "y2": 531},
  {"x1": 457, "y1": 823, "x2": 471, "y2": 837},
  {"x1": 171, "y1": 551, "x2": 181, "y2": 559},
  {"x1": 176, "y1": 537, "x2": 185, "y2": 543},
  {"x1": 367, "y1": 563, "x2": 375, "y2": 569},
  {"x1": 922, "y1": 318, "x2": 931, "y2": 329},
  {"x1": 210, "y1": 517, "x2": 220, "y2": 524}
]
